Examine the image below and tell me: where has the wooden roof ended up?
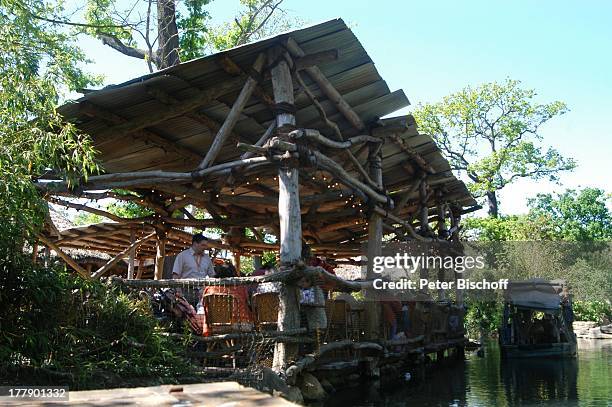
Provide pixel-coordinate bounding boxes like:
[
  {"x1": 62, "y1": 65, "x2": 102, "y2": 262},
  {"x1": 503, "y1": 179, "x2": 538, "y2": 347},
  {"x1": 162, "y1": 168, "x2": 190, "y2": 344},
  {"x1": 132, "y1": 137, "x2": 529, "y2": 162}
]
[{"x1": 51, "y1": 19, "x2": 477, "y2": 254}]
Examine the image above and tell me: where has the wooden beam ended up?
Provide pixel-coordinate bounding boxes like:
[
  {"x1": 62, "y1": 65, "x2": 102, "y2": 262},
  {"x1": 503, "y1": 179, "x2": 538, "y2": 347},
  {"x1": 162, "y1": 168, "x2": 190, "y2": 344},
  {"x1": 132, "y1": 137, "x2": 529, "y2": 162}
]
[
  {"x1": 91, "y1": 232, "x2": 156, "y2": 279},
  {"x1": 292, "y1": 70, "x2": 380, "y2": 191},
  {"x1": 95, "y1": 76, "x2": 245, "y2": 142},
  {"x1": 154, "y1": 229, "x2": 166, "y2": 280},
  {"x1": 289, "y1": 128, "x2": 379, "y2": 149},
  {"x1": 392, "y1": 173, "x2": 426, "y2": 215},
  {"x1": 269, "y1": 45, "x2": 301, "y2": 372},
  {"x1": 37, "y1": 234, "x2": 90, "y2": 279},
  {"x1": 218, "y1": 55, "x2": 275, "y2": 107},
  {"x1": 390, "y1": 134, "x2": 436, "y2": 174},
  {"x1": 79, "y1": 101, "x2": 201, "y2": 162},
  {"x1": 240, "y1": 122, "x2": 275, "y2": 159},
  {"x1": 198, "y1": 53, "x2": 266, "y2": 170},
  {"x1": 370, "y1": 115, "x2": 417, "y2": 137},
  {"x1": 127, "y1": 229, "x2": 136, "y2": 279},
  {"x1": 145, "y1": 87, "x2": 243, "y2": 147},
  {"x1": 294, "y1": 49, "x2": 338, "y2": 70},
  {"x1": 365, "y1": 141, "x2": 383, "y2": 340},
  {"x1": 285, "y1": 37, "x2": 365, "y2": 131}
]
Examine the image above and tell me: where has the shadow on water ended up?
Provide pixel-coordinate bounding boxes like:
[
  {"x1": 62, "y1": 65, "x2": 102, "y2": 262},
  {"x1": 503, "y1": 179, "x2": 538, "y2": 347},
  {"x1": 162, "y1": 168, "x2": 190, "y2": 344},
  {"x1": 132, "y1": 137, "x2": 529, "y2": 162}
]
[{"x1": 323, "y1": 339, "x2": 612, "y2": 407}]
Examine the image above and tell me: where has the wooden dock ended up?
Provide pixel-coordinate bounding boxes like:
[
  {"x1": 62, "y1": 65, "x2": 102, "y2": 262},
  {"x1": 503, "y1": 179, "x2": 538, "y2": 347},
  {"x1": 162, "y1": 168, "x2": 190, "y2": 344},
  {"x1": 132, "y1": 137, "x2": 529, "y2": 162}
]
[{"x1": 4, "y1": 382, "x2": 297, "y2": 406}]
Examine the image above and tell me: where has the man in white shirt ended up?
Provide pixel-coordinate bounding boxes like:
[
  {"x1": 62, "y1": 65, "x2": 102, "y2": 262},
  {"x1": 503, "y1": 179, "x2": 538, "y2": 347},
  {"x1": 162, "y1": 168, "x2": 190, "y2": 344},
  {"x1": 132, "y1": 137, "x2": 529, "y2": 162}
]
[
  {"x1": 172, "y1": 233, "x2": 215, "y2": 308},
  {"x1": 172, "y1": 233, "x2": 216, "y2": 279}
]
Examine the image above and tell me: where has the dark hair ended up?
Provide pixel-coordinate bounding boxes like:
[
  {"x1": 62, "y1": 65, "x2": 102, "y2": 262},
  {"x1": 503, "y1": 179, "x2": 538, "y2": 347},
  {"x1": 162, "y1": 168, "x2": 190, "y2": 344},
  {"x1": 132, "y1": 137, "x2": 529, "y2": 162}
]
[
  {"x1": 192, "y1": 233, "x2": 208, "y2": 244},
  {"x1": 262, "y1": 261, "x2": 275, "y2": 270}
]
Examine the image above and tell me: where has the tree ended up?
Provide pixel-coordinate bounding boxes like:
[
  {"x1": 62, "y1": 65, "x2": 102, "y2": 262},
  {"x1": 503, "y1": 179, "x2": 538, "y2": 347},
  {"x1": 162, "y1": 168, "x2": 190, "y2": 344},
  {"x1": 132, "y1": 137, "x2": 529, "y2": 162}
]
[
  {"x1": 0, "y1": 0, "x2": 99, "y2": 249},
  {"x1": 413, "y1": 79, "x2": 575, "y2": 217},
  {"x1": 80, "y1": 0, "x2": 295, "y2": 71},
  {"x1": 528, "y1": 187, "x2": 612, "y2": 241}
]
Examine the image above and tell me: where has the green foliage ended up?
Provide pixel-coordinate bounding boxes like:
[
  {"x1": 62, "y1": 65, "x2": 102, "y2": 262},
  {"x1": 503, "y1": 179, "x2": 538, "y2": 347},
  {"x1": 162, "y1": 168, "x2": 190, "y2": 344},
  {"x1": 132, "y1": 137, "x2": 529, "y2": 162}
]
[
  {"x1": 573, "y1": 300, "x2": 612, "y2": 324},
  {"x1": 462, "y1": 215, "x2": 549, "y2": 241},
  {"x1": 82, "y1": 0, "x2": 135, "y2": 44},
  {"x1": 81, "y1": 0, "x2": 300, "y2": 69},
  {"x1": 528, "y1": 188, "x2": 612, "y2": 241},
  {"x1": 464, "y1": 299, "x2": 502, "y2": 339},
  {"x1": 463, "y1": 187, "x2": 611, "y2": 243},
  {"x1": 0, "y1": 0, "x2": 100, "y2": 245},
  {"x1": 0, "y1": 249, "x2": 196, "y2": 389},
  {"x1": 413, "y1": 79, "x2": 575, "y2": 216},
  {"x1": 73, "y1": 200, "x2": 153, "y2": 225},
  {"x1": 177, "y1": 0, "x2": 212, "y2": 61},
  {"x1": 205, "y1": 0, "x2": 299, "y2": 52}
]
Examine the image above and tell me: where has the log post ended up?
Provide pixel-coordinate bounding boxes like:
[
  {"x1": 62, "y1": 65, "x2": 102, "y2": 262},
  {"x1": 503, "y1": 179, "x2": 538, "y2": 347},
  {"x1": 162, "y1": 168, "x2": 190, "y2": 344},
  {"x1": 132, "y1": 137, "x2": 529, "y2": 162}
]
[
  {"x1": 154, "y1": 228, "x2": 167, "y2": 280},
  {"x1": 37, "y1": 234, "x2": 89, "y2": 279},
  {"x1": 269, "y1": 45, "x2": 302, "y2": 372},
  {"x1": 436, "y1": 193, "x2": 447, "y2": 300},
  {"x1": 253, "y1": 255, "x2": 262, "y2": 271},
  {"x1": 198, "y1": 53, "x2": 266, "y2": 170},
  {"x1": 31, "y1": 241, "x2": 39, "y2": 264},
  {"x1": 136, "y1": 259, "x2": 144, "y2": 280},
  {"x1": 450, "y1": 208, "x2": 464, "y2": 306},
  {"x1": 365, "y1": 141, "x2": 383, "y2": 340},
  {"x1": 419, "y1": 179, "x2": 430, "y2": 235},
  {"x1": 233, "y1": 251, "x2": 241, "y2": 274},
  {"x1": 127, "y1": 229, "x2": 136, "y2": 279}
]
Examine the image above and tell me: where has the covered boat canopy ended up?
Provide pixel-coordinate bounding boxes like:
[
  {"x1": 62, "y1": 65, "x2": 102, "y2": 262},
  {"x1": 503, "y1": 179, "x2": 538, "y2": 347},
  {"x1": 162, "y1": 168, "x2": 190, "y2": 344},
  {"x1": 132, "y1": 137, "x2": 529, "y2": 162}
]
[{"x1": 504, "y1": 279, "x2": 567, "y2": 311}]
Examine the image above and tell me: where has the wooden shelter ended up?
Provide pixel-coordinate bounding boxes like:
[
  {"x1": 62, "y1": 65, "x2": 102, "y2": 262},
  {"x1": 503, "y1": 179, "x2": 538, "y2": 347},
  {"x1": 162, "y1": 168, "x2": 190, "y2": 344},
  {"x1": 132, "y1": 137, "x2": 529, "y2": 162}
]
[{"x1": 36, "y1": 19, "x2": 478, "y2": 374}]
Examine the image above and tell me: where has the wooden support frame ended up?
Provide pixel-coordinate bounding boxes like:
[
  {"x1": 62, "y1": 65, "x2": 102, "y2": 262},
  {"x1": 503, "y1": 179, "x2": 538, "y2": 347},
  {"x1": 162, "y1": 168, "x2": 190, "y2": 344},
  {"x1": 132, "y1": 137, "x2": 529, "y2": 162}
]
[
  {"x1": 154, "y1": 229, "x2": 167, "y2": 280},
  {"x1": 365, "y1": 140, "x2": 383, "y2": 340},
  {"x1": 92, "y1": 232, "x2": 156, "y2": 279},
  {"x1": 285, "y1": 37, "x2": 366, "y2": 131},
  {"x1": 198, "y1": 53, "x2": 266, "y2": 170},
  {"x1": 95, "y1": 76, "x2": 246, "y2": 143},
  {"x1": 269, "y1": 45, "x2": 302, "y2": 372},
  {"x1": 79, "y1": 101, "x2": 201, "y2": 163},
  {"x1": 37, "y1": 234, "x2": 90, "y2": 279}
]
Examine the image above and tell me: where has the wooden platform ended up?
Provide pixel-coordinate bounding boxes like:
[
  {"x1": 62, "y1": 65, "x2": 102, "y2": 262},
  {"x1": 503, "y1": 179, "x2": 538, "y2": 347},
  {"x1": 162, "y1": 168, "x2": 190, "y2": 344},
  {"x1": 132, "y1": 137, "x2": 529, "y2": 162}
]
[{"x1": 5, "y1": 382, "x2": 297, "y2": 406}]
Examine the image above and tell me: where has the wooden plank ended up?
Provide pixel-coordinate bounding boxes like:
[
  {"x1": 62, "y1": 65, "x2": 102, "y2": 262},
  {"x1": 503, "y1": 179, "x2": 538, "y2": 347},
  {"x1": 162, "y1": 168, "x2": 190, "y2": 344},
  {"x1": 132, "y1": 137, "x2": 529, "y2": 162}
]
[
  {"x1": 95, "y1": 76, "x2": 246, "y2": 143},
  {"x1": 198, "y1": 53, "x2": 266, "y2": 169},
  {"x1": 91, "y1": 232, "x2": 156, "y2": 279},
  {"x1": 37, "y1": 234, "x2": 90, "y2": 279},
  {"x1": 269, "y1": 46, "x2": 301, "y2": 372},
  {"x1": 286, "y1": 37, "x2": 366, "y2": 131},
  {"x1": 79, "y1": 101, "x2": 201, "y2": 162},
  {"x1": 127, "y1": 229, "x2": 136, "y2": 279}
]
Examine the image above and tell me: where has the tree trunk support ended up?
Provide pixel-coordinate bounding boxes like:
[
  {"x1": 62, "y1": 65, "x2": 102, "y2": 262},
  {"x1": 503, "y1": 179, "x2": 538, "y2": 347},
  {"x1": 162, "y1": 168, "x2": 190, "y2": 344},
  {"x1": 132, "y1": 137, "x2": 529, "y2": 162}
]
[
  {"x1": 269, "y1": 46, "x2": 302, "y2": 372},
  {"x1": 365, "y1": 141, "x2": 383, "y2": 340},
  {"x1": 154, "y1": 228, "x2": 167, "y2": 280},
  {"x1": 127, "y1": 228, "x2": 136, "y2": 279}
]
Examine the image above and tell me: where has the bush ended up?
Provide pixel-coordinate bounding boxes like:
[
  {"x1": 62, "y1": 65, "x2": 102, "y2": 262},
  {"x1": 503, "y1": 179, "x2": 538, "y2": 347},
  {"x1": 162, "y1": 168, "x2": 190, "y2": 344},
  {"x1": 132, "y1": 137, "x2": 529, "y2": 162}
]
[
  {"x1": 573, "y1": 300, "x2": 612, "y2": 325},
  {"x1": 0, "y1": 249, "x2": 198, "y2": 389}
]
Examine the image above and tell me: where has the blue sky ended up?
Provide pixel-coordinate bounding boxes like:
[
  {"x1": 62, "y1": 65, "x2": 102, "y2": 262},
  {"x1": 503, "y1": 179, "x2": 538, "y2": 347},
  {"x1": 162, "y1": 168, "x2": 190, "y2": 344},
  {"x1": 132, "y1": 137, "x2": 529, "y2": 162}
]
[{"x1": 72, "y1": 0, "x2": 612, "y2": 215}]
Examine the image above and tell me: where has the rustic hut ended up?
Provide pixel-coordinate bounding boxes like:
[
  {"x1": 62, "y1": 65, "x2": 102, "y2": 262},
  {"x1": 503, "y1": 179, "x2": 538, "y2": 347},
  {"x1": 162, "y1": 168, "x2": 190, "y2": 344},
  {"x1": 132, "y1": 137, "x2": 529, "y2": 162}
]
[{"x1": 34, "y1": 19, "x2": 478, "y2": 390}]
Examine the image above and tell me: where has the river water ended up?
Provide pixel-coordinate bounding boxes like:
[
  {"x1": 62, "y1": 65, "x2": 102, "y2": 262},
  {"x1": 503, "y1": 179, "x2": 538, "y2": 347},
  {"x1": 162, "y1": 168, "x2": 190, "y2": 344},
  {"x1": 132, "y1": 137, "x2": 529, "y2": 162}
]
[{"x1": 325, "y1": 339, "x2": 611, "y2": 406}]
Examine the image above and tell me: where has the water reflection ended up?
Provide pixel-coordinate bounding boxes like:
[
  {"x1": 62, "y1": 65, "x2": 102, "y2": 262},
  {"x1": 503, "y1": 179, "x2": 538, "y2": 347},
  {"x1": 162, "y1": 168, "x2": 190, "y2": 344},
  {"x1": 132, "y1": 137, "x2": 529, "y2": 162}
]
[{"x1": 324, "y1": 339, "x2": 611, "y2": 406}]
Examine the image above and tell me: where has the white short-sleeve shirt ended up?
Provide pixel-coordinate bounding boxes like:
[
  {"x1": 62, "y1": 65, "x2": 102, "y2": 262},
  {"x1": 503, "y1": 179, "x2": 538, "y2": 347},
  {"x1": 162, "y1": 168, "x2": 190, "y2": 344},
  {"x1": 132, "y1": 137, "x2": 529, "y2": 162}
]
[{"x1": 172, "y1": 248, "x2": 215, "y2": 279}]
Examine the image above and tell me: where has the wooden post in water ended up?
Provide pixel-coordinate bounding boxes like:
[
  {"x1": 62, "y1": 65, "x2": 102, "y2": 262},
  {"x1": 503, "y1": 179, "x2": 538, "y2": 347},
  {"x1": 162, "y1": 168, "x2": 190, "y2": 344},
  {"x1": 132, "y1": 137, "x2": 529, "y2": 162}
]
[
  {"x1": 269, "y1": 46, "x2": 302, "y2": 371},
  {"x1": 365, "y1": 141, "x2": 383, "y2": 340}
]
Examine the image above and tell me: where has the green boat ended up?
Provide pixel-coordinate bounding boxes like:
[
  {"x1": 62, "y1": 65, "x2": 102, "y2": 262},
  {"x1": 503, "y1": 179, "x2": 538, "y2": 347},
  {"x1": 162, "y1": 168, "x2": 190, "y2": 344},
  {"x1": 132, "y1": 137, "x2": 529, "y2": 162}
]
[{"x1": 499, "y1": 279, "x2": 577, "y2": 359}]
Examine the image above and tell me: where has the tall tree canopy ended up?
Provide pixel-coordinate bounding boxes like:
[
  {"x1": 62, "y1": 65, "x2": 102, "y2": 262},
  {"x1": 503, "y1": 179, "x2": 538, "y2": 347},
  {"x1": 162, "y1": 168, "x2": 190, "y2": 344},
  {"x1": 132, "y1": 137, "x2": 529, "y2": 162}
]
[
  {"x1": 463, "y1": 187, "x2": 611, "y2": 242},
  {"x1": 528, "y1": 187, "x2": 612, "y2": 242},
  {"x1": 80, "y1": 0, "x2": 296, "y2": 71},
  {"x1": 0, "y1": 0, "x2": 99, "y2": 247},
  {"x1": 413, "y1": 79, "x2": 575, "y2": 217}
]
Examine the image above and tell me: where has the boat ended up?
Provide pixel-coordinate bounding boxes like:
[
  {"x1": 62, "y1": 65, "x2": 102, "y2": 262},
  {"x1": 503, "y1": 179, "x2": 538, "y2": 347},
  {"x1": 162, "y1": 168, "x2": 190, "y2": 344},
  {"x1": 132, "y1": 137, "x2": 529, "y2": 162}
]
[{"x1": 499, "y1": 279, "x2": 577, "y2": 358}]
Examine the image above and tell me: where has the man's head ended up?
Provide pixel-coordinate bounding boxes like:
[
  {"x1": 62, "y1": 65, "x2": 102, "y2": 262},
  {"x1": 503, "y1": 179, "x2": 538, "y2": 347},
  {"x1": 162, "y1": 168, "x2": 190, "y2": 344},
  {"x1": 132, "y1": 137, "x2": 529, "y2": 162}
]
[{"x1": 191, "y1": 233, "x2": 208, "y2": 254}]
